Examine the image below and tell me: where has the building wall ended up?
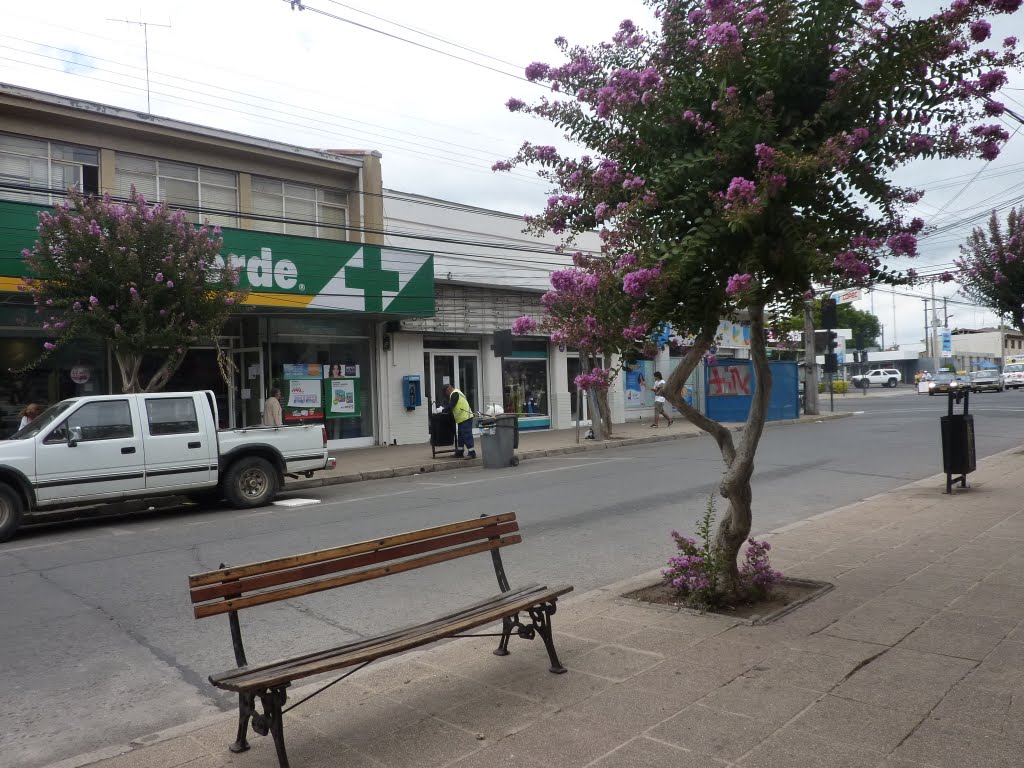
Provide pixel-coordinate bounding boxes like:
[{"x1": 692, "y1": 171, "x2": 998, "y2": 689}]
[{"x1": 381, "y1": 331, "x2": 429, "y2": 445}]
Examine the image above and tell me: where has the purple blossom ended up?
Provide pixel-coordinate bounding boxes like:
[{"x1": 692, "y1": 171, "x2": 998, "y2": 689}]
[
  {"x1": 970, "y1": 20, "x2": 992, "y2": 42},
  {"x1": 834, "y1": 251, "x2": 871, "y2": 278},
  {"x1": 616, "y1": 253, "x2": 637, "y2": 270},
  {"x1": 754, "y1": 143, "x2": 775, "y2": 170},
  {"x1": 829, "y1": 67, "x2": 851, "y2": 83},
  {"x1": 166, "y1": 280, "x2": 174, "y2": 288},
  {"x1": 622, "y1": 266, "x2": 661, "y2": 297},
  {"x1": 1005, "y1": 36, "x2": 1019, "y2": 48},
  {"x1": 980, "y1": 141, "x2": 1002, "y2": 161},
  {"x1": 985, "y1": 100, "x2": 1006, "y2": 116},
  {"x1": 994, "y1": 0, "x2": 1022, "y2": 12},
  {"x1": 726, "y1": 273, "x2": 753, "y2": 294},
  {"x1": 491, "y1": 160, "x2": 513, "y2": 172},
  {"x1": 72, "y1": 301, "x2": 82, "y2": 311},
  {"x1": 907, "y1": 134, "x2": 935, "y2": 154},
  {"x1": 506, "y1": 98, "x2": 526, "y2": 112},
  {"x1": 862, "y1": 0, "x2": 882, "y2": 11},
  {"x1": 511, "y1": 315, "x2": 538, "y2": 335},
  {"x1": 525, "y1": 62, "x2": 550, "y2": 81},
  {"x1": 705, "y1": 22, "x2": 741, "y2": 49},
  {"x1": 89, "y1": 295, "x2": 98, "y2": 306},
  {"x1": 887, "y1": 232, "x2": 918, "y2": 257},
  {"x1": 43, "y1": 342, "x2": 55, "y2": 351},
  {"x1": 155, "y1": 272, "x2": 164, "y2": 283},
  {"x1": 723, "y1": 177, "x2": 759, "y2": 206},
  {"x1": 977, "y1": 69, "x2": 1008, "y2": 93}
]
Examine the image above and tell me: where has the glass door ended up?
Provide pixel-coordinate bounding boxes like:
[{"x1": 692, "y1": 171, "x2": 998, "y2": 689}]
[
  {"x1": 425, "y1": 352, "x2": 480, "y2": 412},
  {"x1": 230, "y1": 347, "x2": 264, "y2": 428}
]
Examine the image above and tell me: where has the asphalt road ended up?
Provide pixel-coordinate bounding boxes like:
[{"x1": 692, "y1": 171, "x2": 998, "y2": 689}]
[{"x1": 4, "y1": 388, "x2": 1023, "y2": 768}]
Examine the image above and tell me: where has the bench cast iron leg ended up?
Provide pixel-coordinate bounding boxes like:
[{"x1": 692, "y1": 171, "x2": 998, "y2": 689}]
[
  {"x1": 529, "y1": 603, "x2": 567, "y2": 674},
  {"x1": 493, "y1": 616, "x2": 513, "y2": 656},
  {"x1": 251, "y1": 687, "x2": 290, "y2": 768},
  {"x1": 230, "y1": 692, "x2": 255, "y2": 753}
]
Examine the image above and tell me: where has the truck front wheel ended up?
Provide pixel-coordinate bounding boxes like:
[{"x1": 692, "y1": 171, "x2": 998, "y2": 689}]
[
  {"x1": 0, "y1": 483, "x2": 24, "y2": 543},
  {"x1": 223, "y1": 457, "x2": 279, "y2": 509}
]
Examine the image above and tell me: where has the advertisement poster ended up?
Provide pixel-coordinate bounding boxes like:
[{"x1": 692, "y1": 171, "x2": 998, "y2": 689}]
[
  {"x1": 323, "y1": 363, "x2": 360, "y2": 379},
  {"x1": 624, "y1": 361, "x2": 655, "y2": 409},
  {"x1": 324, "y1": 379, "x2": 361, "y2": 418},
  {"x1": 283, "y1": 363, "x2": 322, "y2": 380},
  {"x1": 284, "y1": 378, "x2": 324, "y2": 420}
]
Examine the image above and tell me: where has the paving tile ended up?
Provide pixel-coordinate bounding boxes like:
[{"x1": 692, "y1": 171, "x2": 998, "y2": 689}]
[
  {"x1": 625, "y1": 658, "x2": 740, "y2": 707},
  {"x1": 188, "y1": 721, "x2": 358, "y2": 768},
  {"x1": 832, "y1": 648, "x2": 977, "y2": 715},
  {"x1": 381, "y1": 669, "x2": 489, "y2": 715},
  {"x1": 698, "y1": 676, "x2": 820, "y2": 725},
  {"x1": 348, "y1": 660, "x2": 439, "y2": 694},
  {"x1": 492, "y1": 711, "x2": 628, "y2": 768},
  {"x1": 921, "y1": 610, "x2": 1018, "y2": 637},
  {"x1": 617, "y1": 624, "x2": 726, "y2": 655},
  {"x1": 498, "y1": 666, "x2": 615, "y2": 708},
  {"x1": 745, "y1": 648, "x2": 861, "y2": 692},
  {"x1": 683, "y1": 635, "x2": 773, "y2": 675},
  {"x1": 436, "y1": 688, "x2": 556, "y2": 739},
  {"x1": 948, "y1": 584, "x2": 1024, "y2": 620},
  {"x1": 963, "y1": 640, "x2": 1024, "y2": 692},
  {"x1": 559, "y1": 615, "x2": 638, "y2": 642},
  {"x1": 790, "y1": 695, "x2": 923, "y2": 753},
  {"x1": 822, "y1": 598, "x2": 935, "y2": 646},
  {"x1": 354, "y1": 717, "x2": 481, "y2": 768},
  {"x1": 792, "y1": 634, "x2": 888, "y2": 664},
  {"x1": 891, "y1": 718, "x2": 1023, "y2": 768},
  {"x1": 648, "y1": 703, "x2": 777, "y2": 761},
  {"x1": 590, "y1": 736, "x2": 728, "y2": 768},
  {"x1": 930, "y1": 684, "x2": 1013, "y2": 733},
  {"x1": 897, "y1": 625, "x2": 1002, "y2": 661},
  {"x1": 567, "y1": 644, "x2": 663, "y2": 681},
  {"x1": 289, "y1": 694, "x2": 426, "y2": 747},
  {"x1": 738, "y1": 726, "x2": 884, "y2": 768},
  {"x1": 564, "y1": 682, "x2": 689, "y2": 739},
  {"x1": 84, "y1": 737, "x2": 208, "y2": 768}
]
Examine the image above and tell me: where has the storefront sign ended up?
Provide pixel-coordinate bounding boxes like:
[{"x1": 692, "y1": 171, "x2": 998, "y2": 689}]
[
  {"x1": 70, "y1": 366, "x2": 90, "y2": 384},
  {"x1": 0, "y1": 200, "x2": 435, "y2": 317}
]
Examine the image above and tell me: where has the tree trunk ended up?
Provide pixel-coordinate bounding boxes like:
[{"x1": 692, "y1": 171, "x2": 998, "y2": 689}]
[
  {"x1": 713, "y1": 303, "x2": 773, "y2": 595},
  {"x1": 114, "y1": 350, "x2": 143, "y2": 394},
  {"x1": 594, "y1": 386, "x2": 612, "y2": 439},
  {"x1": 803, "y1": 303, "x2": 820, "y2": 416},
  {"x1": 143, "y1": 350, "x2": 187, "y2": 393}
]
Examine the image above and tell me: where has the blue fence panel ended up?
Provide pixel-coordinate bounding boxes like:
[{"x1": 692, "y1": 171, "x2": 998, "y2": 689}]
[{"x1": 704, "y1": 360, "x2": 798, "y2": 423}]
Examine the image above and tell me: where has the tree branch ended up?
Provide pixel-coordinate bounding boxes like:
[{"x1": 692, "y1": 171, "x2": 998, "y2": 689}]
[
  {"x1": 733, "y1": 303, "x2": 772, "y2": 476},
  {"x1": 663, "y1": 335, "x2": 737, "y2": 466}
]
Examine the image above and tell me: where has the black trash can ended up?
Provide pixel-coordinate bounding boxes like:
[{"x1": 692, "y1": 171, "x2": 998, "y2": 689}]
[
  {"x1": 429, "y1": 411, "x2": 456, "y2": 457},
  {"x1": 940, "y1": 414, "x2": 976, "y2": 475}
]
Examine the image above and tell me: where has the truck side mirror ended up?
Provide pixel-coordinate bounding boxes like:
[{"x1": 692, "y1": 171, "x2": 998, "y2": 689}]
[{"x1": 67, "y1": 426, "x2": 84, "y2": 447}]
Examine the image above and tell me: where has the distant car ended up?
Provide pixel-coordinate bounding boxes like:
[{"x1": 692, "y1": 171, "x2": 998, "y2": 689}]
[
  {"x1": 1002, "y1": 363, "x2": 1024, "y2": 390},
  {"x1": 850, "y1": 369, "x2": 903, "y2": 388},
  {"x1": 928, "y1": 372, "x2": 966, "y2": 395},
  {"x1": 970, "y1": 370, "x2": 1003, "y2": 393}
]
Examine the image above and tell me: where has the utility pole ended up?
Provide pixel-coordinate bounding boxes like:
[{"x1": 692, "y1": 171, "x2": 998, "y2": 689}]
[
  {"x1": 803, "y1": 302, "x2": 820, "y2": 415},
  {"x1": 944, "y1": 297, "x2": 949, "y2": 328},
  {"x1": 923, "y1": 300, "x2": 930, "y2": 360},
  {"x1": 931, "y1": 281, "x2": 941, "y2": 374},
  {"x1": 107, "y1": 16, "x2": 171, "y2": 113}
]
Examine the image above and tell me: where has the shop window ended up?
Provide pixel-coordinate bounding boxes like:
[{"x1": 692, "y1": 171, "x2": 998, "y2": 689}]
[
  {"x1": 502, "y1": 347, "x2": 549, "y2": 416},
  {"x1": 145, "y1": 398, "x2": 200, "y2": 435},
  {"x1": 114, "y1": 153, "x2": 238, "y2": 227},
  {"x1": 251, "y1": 176, "x2": 348, "y2": 239},
  {"x1": 0, "y1": 131, "x2": 99, "y2": 205}
]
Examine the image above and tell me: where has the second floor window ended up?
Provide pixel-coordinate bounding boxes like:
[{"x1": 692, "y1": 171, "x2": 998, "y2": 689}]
[
  {"x1": 0, "y1": 132, "x2": 99, "y2": 205},
  {"x1": 251, "y1": 177, "x2": 347, "y2": 239},
  {"x1": 115, "y1": 154, "x2": 238, "y2": 227}
]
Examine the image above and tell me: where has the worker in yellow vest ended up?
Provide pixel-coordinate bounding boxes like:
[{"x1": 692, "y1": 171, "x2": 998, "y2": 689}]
[{"x1": 442, "y1": 383, "x2": 476, "y2": 459}]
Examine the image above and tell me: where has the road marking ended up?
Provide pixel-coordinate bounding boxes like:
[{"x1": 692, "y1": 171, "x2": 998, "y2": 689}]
[
  {"x1": 1, "y1": 536, "x2": 93, "y2": 553},
  {"x1": 273, "y1": 498, "x2": 321, "y2": 508},
  {"x1": 415, "y1": 458, "x2": 625, "y2": 487}
]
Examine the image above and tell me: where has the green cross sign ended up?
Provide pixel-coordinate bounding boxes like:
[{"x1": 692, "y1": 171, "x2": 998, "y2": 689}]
[{"x1": 345, "y1": 249, "x2": 401, "y2": 313}]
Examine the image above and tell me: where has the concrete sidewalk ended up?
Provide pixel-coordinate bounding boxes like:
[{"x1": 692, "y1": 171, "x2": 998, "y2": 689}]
[
  {"x1": 286, "y1": 412, "x2": 847, "y2": 491},
  {"x1": 59, "y1": 446, "x2": 1024, "y2": 768}
]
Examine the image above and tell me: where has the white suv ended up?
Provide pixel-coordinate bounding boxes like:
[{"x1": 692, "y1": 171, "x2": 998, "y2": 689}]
[
  {"x1": 1002, "y1": 363, "x2": 1024, "y2": 390},
  {"x1": 851, "y1": 369, "x2": 903, "y2": 388}
]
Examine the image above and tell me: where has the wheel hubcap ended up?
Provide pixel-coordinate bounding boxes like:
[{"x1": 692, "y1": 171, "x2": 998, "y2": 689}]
[
  {"x1": 239, "y1": 468, "x2": 268, "y2": 498},
  {"x1": 0, "y1": 497, "x2": 10, "y2": 528}
]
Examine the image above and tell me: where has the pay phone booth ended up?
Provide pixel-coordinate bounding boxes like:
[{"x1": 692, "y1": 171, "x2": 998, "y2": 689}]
[{"x1": 940, "y1": 388, "x2": 976, "y2": 494}]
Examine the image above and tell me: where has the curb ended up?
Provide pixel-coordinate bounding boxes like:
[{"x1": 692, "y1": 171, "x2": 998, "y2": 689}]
[{"x1": 286, "y1": 411, "x2": 853, "y2": 492}]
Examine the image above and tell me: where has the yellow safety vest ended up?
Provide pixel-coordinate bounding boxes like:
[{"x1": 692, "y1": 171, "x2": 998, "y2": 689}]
[{"x1": 450, "y1": 389, "x2": 474, "y2": 424}]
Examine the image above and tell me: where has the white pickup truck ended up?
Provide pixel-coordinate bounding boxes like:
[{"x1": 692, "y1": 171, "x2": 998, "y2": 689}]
[{"x1": 0, "y1": 391, "x2": 335, "y2": 541}]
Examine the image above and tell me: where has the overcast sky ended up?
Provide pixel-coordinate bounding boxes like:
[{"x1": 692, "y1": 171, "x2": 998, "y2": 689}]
[{"x1": 3, "y1": 0, "x2": 1023, "y2": 351}]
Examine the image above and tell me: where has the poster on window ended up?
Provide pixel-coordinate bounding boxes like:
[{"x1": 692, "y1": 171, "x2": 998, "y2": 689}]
[
  {"x1": 283, "y1": 378, "x2": 324, "y2": 420},
  {"x1": 623, "y1": 361, "x2": 655, "y2": 409},
  {"x1": 322, "y1": 364, "x2": 360, "y2": 379},
  {"x1": 324, "y1": 378, "x2": 361, "y2": 418},
  {"x1": 282, "y1": 363, "x2": 322, "y2": 380}
]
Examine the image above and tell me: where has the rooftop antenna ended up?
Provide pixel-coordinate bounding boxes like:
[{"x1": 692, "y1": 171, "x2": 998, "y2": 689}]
[{"x1": 107, "y1": 13, "x2": 171, "y2": 113}]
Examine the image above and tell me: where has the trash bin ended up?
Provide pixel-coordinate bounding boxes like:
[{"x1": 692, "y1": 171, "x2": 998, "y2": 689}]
[
  {"x1": 940, "y1": 413, "x2": 976, "y2": 476},
  {"x1": 481, "y1": 414, "x2": 519, "y2": 468},
  {"x1": 429, "y1": 411, "x2": 457, "y2": 458}
]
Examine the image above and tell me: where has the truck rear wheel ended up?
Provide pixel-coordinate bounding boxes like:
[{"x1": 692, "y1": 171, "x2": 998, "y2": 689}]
[
  {"x1": 0, "y1": 483, "x2": 24, "y2": 543},
  {"x1": 223, "y1": 457, "x2": 279, "y2": 509}
]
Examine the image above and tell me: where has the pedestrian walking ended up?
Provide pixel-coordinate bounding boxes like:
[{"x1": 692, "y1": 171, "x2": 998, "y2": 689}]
[
  {"x1": 18, "y1": 403, "x2": 42, "y2": 430},
  {"x1": 263, "y1": 388, "x2": 283, "y2": 426},
  {"x1": 651, "y1": 371, "x2": 673, "y2": 428},
  {"x1": 442, "y1": 383, "x2": 476, "y2": 458}
]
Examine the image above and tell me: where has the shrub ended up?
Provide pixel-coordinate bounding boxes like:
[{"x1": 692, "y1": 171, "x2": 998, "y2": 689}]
[
  {"x1": 664, "y1": 496, "x2": 783, "y2": 607},
  {"x1": 817, "y1": 380, "x2": 848, "y2": 394}
]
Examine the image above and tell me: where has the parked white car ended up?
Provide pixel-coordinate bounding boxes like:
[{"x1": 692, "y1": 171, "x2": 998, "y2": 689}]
[
  {"x1": 850, "y1": 369, "x2": 903, "y2": 388},
  {"x1": 1002, "y1": 363, "x2": 1024, "y2": 390},
  {"x1": 0, "y1": 391, "x2": 335, "y2": 542}
]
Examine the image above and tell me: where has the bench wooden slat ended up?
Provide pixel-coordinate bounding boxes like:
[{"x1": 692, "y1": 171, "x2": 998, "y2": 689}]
[
  {"x1": 190, "y1": 521, "x2": 520, "y2": 605},
  {"x1": 213, "y1": 584, "x2": 573, "y2": 691},
  {"x1": 193, "y1": 535, "x2": 522, "y2": 619},
  {"x1": 188, "y1": 513, "x2": 517, "y2": 588},
  {"x1": 208, "y1": 582, "x2": 545, "y2": 684}
]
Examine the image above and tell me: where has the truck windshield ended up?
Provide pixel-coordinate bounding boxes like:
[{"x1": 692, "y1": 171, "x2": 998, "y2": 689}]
[{"x1": 9, "y1": 401, "x2": 76, "y2": 440}]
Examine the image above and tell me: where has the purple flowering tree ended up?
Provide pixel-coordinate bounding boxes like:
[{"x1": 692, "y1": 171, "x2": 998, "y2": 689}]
[
  {"x1": 956, "y1": 208, "x2": 1024, "y2": 332},
  {"x1": 21, "y1": 189, "x2": 247, "y2": 393},
  {"x1": 499, "y1": 0, "x2": 1022, "y2": 594}
]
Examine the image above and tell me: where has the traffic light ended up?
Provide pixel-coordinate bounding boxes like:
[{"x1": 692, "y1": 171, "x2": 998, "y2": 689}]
[
  {"x1": 824, "y1": 353, "x2": 838, "y2": 373},
  {"x1": 821, "y1": 298, "x2": 838, "y2": 329},
  {"x1": 826, "y1": 330, "x2": 838, "y2": 353}
]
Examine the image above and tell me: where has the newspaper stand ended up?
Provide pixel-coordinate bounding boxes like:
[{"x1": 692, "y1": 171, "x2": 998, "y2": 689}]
[{"x1": 940, "y1": 388, "x2": 975, "y2": 494}]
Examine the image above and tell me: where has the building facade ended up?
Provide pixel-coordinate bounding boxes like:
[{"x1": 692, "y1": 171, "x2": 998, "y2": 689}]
[{"x1": 0, "y1": 84, "x2": 433, "y2": 448}]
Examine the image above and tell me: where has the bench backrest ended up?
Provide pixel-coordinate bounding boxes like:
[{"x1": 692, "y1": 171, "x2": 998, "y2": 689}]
[{"x1": 188, "y1": 513, "x2": 520, "y2": 619}]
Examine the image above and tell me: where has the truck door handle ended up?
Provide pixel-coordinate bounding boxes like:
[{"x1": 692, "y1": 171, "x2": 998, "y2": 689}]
[
  {"x1": 121, "y1": 447, "x2": 136, "y2": 454},
  {"x1": 188, "y1": 441, "x2": 201, "y2": 449}
]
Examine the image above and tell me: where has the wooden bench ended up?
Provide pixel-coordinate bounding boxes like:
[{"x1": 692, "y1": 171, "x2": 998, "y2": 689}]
[{"x1": 188, "y1": 513, "x2": 573, "y2": 768}]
